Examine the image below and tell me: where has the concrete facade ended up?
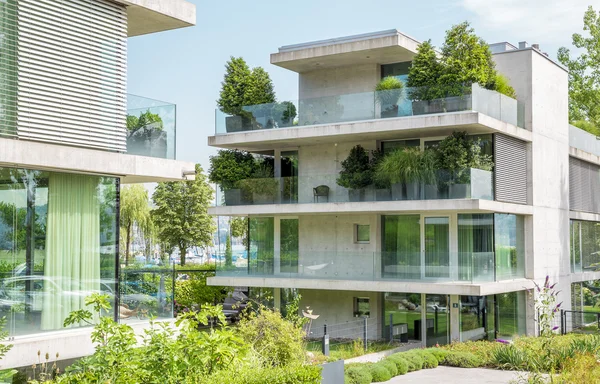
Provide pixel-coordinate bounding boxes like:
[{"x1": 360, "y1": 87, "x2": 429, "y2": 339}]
[{"x1": 207, "y1": 30, "x2": 588, "y2": 346}]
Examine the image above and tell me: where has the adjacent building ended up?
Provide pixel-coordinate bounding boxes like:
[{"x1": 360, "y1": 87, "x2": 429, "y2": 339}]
[
  {"x1": 208, "y1": 29, "x2": 594, "y2": 345},
  {"x1": 0, "y1": 0, "x2": 195, "y2": 369}
]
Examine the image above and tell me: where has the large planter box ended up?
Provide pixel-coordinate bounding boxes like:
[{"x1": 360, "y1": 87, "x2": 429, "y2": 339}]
[
  {"x1": 375, "y1": 189, "x2": 391, "y2": 201},
  {"x1": 224, "y1": 189, "x2": 242, "y2": 205},
  {"x1": 391, "y1": 183, "x2": 404, "y2": 200},
  {"x1": 449, "y1": 183, "x2": 470, "y2": 199},
  {"x1": 252, "y1": 192, "x2": 275, "y2": 205},
  {"x1": 225, "y1": 115, "x2": 242, "y2": 132},
  {"x1": 405, "y1": 182, "x2": 420, "y2": 200},
  {"x1": 348, "y1": 189, "x2": 365, "y2": 202}
]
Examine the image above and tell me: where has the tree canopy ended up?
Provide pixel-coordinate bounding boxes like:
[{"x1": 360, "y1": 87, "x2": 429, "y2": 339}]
[
  {"x1": 152, "y1": 164, "x2": 215, "y2": 265},
  {"x1": 558, "y1": 6, "x2": 600, "y2": 134},
  {"x1": 217, "y1": 57, "x2": 276, "y2": 115},
  {"x1": 408, "y1": 22, "x2": 516, "y2": 99},
  {"x1": 119, "y1": 184, "x2": 151, "y2": 265}
]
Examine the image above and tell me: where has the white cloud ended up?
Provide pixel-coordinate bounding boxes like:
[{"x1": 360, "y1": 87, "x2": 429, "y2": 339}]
[{"x1": 461, "y1": 0, "x2": 591, "y2": 48}]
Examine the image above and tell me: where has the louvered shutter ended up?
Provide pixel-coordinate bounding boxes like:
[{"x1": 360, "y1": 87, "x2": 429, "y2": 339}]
[{"x1": 494, "y1": 134, "x2": 528, "y2": 204}]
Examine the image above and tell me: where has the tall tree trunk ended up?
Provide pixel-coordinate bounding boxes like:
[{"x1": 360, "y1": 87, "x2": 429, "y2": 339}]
[
  {"x1": 125, "y1": 222, "x2": 131, "y2": 266},
  {"x1": 180, "y1": 244, "x2": 186, "y2": 266}
]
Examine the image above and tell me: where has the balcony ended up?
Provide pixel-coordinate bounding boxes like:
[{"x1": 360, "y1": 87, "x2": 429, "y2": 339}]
[
  {"x1": 215, "y1": 168, "x2": 493, "y2": 207},
  {"x1": 215, "y1": 251, "x2": 522, "y2": 284},
  {"x1": 127, "y1": 94, "x2": 176, "y2": 159},
  {"x1": 215, "y1": 84, "x2": 524, "y2": 135}
]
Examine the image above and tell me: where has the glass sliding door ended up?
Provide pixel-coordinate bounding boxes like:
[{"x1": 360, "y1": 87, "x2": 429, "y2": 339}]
[
  {"x1": 281, "y1": 151, "x2": 298, "y2": 204},
  {"x1": 425, "y1": 294, "x2": 450, "y2": 346},
  {"x1": 280, "y1": 218, "x2": 298, "y2": 273},
  {"x1": 424, "y1": 217, "x2": 450, "y2": 278},
  {"x1": 458, "y1": 214, "x2": 494, "y2": 282},
  {"x1": 248, "y1": 217, "x2": 274, "y2": 275},
  {"x1": 382, "y1": 215, "x2": 420, "y2": 279},
  {"x1": 495, "y1": 214, "x2": 525, "y2": 280}
]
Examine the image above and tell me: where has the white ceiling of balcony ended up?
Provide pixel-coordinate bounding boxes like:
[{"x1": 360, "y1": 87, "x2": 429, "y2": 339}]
[
  {"x1": 111, "y1": 0, "x2": 196, "y2": 37},
  {"x1": 271, "y1": 29, "x2": 420, "y2": 72}
]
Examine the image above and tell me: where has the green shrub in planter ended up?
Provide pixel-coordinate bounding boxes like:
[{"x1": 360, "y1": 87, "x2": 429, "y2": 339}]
[
  {"x1": 379, "y1": 359, "x2": 398, "y2": 376},
  {"x1": 337, "y1": 145, "x2": 373, "y2": 201},
  {"x1": 442, "y1": 351, "x2": 483, "y2": 368},
  {"x1": 369, "y1": 364, "x2": 392, "y2": 382},
  {"x1": 385, "y1": 355, "x2": 408, "y2": 375},
  {"x1": 345, "y1": 365, "x2": 372, "y2": 384},
  {"x1": 401, "y1": 352, "x2": 424, "y2": 370},
  {"x1": 427, "y1": 348, "x2": 450, "y2": 363},
  {"x1": 375, "y1": 76, "x2": 404, "y2": 118}
]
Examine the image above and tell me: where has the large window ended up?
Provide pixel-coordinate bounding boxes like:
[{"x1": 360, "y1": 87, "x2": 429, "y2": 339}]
[
  {"x1": 382, "y1": 215, "x2": 420, "y2": 279},
  {"x1": 248, "y1": 217, "x2": 274, "y2": 275},
  {"x1": 570, "y1": 220, "x2": 600, "y2": 272},
  {"x1": 495, "y1": 214, "x2": 525, "y2": 280},
  {"x1": 280, "y1": 218, "x2": 298, "y2": 273},
  {"x1": 0, "y1": 168, "x2": 118, "y2": 337},
  {"x1": 458, "y1": 214, "x2": 494, "y2": 282}
]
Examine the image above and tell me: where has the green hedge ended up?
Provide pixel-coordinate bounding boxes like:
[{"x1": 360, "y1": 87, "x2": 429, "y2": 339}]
[
  {"x1": 385, "y1": 354, "x2": 409, "y2": 375},
  {"x1": 442, "y1": 351, "x2": 483, "y2": 368},
  {"x1": 203, "y1": 365, "x2": 321, "y2": 384},
  {"x1": 369, "y1": 364, "x2": 392, "y2": 382},
  {"x1": 345, "y1": 364, "x2": 372, "y2": 384}
]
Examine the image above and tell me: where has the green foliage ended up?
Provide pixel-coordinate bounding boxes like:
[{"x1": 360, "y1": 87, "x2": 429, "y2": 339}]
[
  {"x1": 385, "y1": 354, "x2": 408, "y2": 375},
  {"x1": 558, "y1": 6, "x2": 600, "y2": 131},
  {"x1": 427, "y1": 348, "x2": 450, "y2": 363},
  {"x1": 378, "y1": 359, "x2": 398, "y2": 376},
  {"x1": 368, "y1": 363, "x2": 392, "y2": 382},
  {"x1": 203, "y1": 364, "x2": 322, "y2": 384},
  {"x1": 402, "y1": 352, "x2": 424, "y2": 370},
  {"x1": 152, "y1": 164, "x2": 215, "y2": 266},
  {"x1": 120, "y1": 184, "x2": 151, "y2": 265},
  {"x1": 491, "y1": 344, "x2": 529, "y2": 370},
  {"x1": 0, "y1": 317, "x2": 16, "y2": 380},
  {"x1": 534, "y1": 276, "x2": 561, "y2": 337},
  {"x1": 126, "y1": 110, "x2": 163, "y2": 136},
  {"x1": 441, "y1": 351, "x2": 483, "y2": 368},
  {"x1": 413, "y1": 350, "x2": 439, "y2": 368},
  {"x1": 336, "y1": 145, "x2": 373, "y2": 190},
  {"x1": 217, "y1": 57, "x2": 276, "y2": 116},
  {"x1": 174, "y1": 271, "x2": 230, "y2": 311},
  {"x1": 435, "y1": 131, "x2": 494, "y2": 178},
  {"x1": 344, "y1": 364, "x2": 372, "y2": 384},
  {"x1": 572, "y1": 120, "x2": 600, "y2": 136},
  {"x1": 408, "y1": 23, "x2": 516, "y2": 100},
  {"x1": 225, "y1": 235, "x2": 232, "y2": 266},
  {"x1": 374, "y1": 147, "x2": 437, "y2": 186},
  {"x1": 237, "y1": 306, "x2": 306, "y2": 367},
  {"x1": 375, "y1": 76, "x2": 404, "y2": 106},
  {"x1": 208, "y1": 150, "x2": 256, "y2": 190},
  {"x1": 558, "y1": 353, "x2": 600, "y2": 384}
]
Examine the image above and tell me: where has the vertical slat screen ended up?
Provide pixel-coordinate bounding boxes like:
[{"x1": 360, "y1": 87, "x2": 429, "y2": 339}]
[
  {"x1": 569, "y1": 157, "x2": 600, "y2": 213},
  {"x1": 494, "y1": 134, "x2": 528, "y2": 204},
  {"x1": 0, "y1": 0, "x2": 18, "y2": 137},
  {"x1": 16, "y1": 0, "x2": 127, "y2": 151}
]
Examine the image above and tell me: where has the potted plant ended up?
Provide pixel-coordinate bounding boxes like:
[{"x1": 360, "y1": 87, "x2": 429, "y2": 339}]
[
  {"x1": 375, "y1": 76, "x2": 404, "y2": 118},
  {"x1": 375, "y1": 148, "x2": 434, "y2": 200},
  {"x1": 371, "y1": 149, "x2": 391, "y2": 201},
  {"x1": 337, "y1": 145, "x2": 372, "y2": 202},
  {"x1": 435, "y1": 131, "x2": 493, "y2": 199},
  {"x1": 208, "y1": 150, "x2": 256, "y2": 205}
]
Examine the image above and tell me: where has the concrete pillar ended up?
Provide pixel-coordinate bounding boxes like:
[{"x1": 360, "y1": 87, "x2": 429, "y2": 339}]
[
  {"x1": 450, "y1": 295, "x2": 460, "y2": 342},
  {"x1": 274, "y1": 217, "x2": 281, "y2": 274}
]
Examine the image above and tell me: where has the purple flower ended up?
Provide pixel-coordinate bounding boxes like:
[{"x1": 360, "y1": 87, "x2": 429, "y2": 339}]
[
  {"x1": 552, "y1": 326, "x2": 559, "y2": 331},
  {"x1": 550, "y1": 283, "x2": 557, "y2": 289},
  {"x1": 544, "y1": 275, "x2": 550, "y2": 288},
  {"x1": 496, "y1": 339, "x2": 511, "y2": 344}
]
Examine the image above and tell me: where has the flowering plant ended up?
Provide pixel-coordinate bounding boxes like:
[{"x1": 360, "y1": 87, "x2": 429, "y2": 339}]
[{"x1": 534, "y1": 276, "x2": 562, "y2": 337}]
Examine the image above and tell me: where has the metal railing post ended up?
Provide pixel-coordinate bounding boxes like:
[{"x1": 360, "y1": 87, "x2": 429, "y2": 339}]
[
  {"x1": 560, "y1": 309, "x2": 565, "y2": 335},
  {"x1": 363, "y1": 317, "x2": 368, "y2": 352},
  {"x1": 322, "y1": 324, "x2": 329, "y2": 356},
  {"x1": 389, "y1": 313, "x2": 393, "y2": 342}
]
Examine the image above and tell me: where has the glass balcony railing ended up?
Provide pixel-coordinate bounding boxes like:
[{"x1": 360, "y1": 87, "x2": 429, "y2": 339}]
[
  {"x1": 214, "y1": 168, "x2": 493, "y2": 206},
  {"x1": 215, "y1": 84, "x2": 525, "y2": 134},
  {"x1": 127, "y1": 94, "x2": 176, "y2": 159},
  {"x1": 215, "y1": 251, "x2": 509, "y2": 283}
]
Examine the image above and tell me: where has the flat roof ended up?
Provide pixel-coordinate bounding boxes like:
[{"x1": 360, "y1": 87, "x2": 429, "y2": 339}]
[
  {"x1": 111, "y1": 0, "x2": 196, "y2": 37},
  {"x1": 271, "y1": 29, "x2": 420, "y2": 73}
]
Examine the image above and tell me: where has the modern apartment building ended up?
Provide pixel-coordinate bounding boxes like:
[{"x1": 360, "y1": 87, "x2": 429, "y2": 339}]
[
  {"x1": 0, "y1": 0, "x2": 195, "y2": 369},
  {"x1": 208, "y1": 29, "x2": 596, "y2": 346}
]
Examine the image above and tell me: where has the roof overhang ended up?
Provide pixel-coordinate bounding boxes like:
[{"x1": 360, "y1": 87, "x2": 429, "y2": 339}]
[
  {"x1": 271, "y1": 29, "x2": 420, "y2": 72},
  {"x1": 208, "y1": 112, "x2": 533, "y2": 151},
  {"x1": 111, "y1": 0, "x2": 196, "y2": 37},
  {"x1": 0, "y1": 137, "x2": 195, "y2": 183},
  {"x1": 208, "y1": 276, "x2": 535, "y2": 296}
]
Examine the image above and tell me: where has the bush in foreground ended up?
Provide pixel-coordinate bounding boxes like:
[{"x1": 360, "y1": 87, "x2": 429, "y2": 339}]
[
  {"x1": 378, "y1": 359, "x2": 398, "y2": 376},
  {"x1": 442, "y1": 351, "x2": 483, "y2": 368},
  {"x1": 344, "y1": 364, "x2": 372, "y2": 384},
  {"x1": 369, "y1": 364, "x2": 392, "y2": 382},
  {"x1": 385, "y1": 354, "x2": 409, "y2": 375},
  {"x1": 203, "y1": 365, "x2": 321, "y2": 384},
  {"x1": 401, "y1": 351, "x2": 424, "y2": 370}
]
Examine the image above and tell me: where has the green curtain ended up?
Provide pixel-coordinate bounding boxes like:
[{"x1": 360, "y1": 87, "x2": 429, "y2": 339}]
[
  {"x1": 382, "y1": 215, "x2": 420, "y2": 279},
  {"x1": 458, "y1": 214, "x2": 494, "y2": 281},
  {"x1": 42, "y1": 173, "x2": 101, "y2": 330}
]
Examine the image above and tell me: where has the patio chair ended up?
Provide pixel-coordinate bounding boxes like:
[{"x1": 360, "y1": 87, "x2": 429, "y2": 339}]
[{"x1": 313, "y1": 185, "x2": 329, "y2": 202}]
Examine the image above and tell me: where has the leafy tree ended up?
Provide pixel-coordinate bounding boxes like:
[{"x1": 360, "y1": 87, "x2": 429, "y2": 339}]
[
  {"x1": 152, "y1": 164, "x2": 215, "y2": 266},
  {"x1": 336, "y1": 145, "x2": 373, "y2": 190},
  {"x1": 216, "y1": 57, "x2": 276, "y2": 116},
  {"x1": 224, "y1": 235, "x2": 232, "y2": 266},
  {"x1": 558, "y1": 6, "x2": 600, "y2": 133},
  {"x1": 120, "y1": 184, "x2": 151, "y2": 266},
  {"x1": 208, "y1": 150, "x2": 256, "y2": 190},
  {"x1": 407, "y1": 40, "x2": 444, "y2": 100},
  {"x1": 126, "y1": 110, "x2": 163, "y2": 137}
]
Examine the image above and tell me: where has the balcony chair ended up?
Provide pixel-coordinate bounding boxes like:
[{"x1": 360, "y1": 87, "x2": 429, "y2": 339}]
[{"x1": 313, "y1": 185, "x2": 329, "y2": 203}]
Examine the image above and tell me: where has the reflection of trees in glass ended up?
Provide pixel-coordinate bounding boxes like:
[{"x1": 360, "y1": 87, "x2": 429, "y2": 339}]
[{"x1": 126, "y1": 110, "x2": 166, "y2": 157}]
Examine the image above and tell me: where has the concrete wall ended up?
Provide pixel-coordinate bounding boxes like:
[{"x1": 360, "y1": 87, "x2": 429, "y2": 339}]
[
  {"x1": 299, "y1": 289, "x2": 382, "y2": 340},
  {"x1": 494, "y1": 49, "x2": 571, "y2": 314},
  {"x1": 299, "y1": 64, "x2": 380, "y2": 100}
]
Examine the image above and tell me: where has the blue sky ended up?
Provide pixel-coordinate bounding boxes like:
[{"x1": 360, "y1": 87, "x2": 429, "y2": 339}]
[{"x1": 127, "y1": 0, "x2": 592, "y2": 171}]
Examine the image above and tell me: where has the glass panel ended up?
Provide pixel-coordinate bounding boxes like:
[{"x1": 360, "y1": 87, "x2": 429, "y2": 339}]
[
  {"x1": 354, "y1": 297, "x2": 370, "y2": 317},
  {"x1": 577, "y1": 221, "x2": 600, "y2": 271},
  {"x1": 357, "y1": 225, "x2": 370, "y2": 243},
  {"x1": 458, "y1": 214, "x2": 494, "y2": 282},
  {"x1": 460, "y1": 296, "x2": 490, "y2": 341},
  {"x1": 496, "y1": 291, "x2": 527, "y2": 339},
  {"x1": 381, "y1": 139, "x2": 420, "y2": 155},
  {"x1": 0, "y1": 168, "x2": 117, "y2": 337},
  {"x1": 424, "y1": 217, "x2": 450, "y2": 278},
  {"x1": 248, "y1": 217, "x2": 274, "y2": 275},
  {"x1": 280, "y1": 219, "x2": 298, "y2": 273},
  {"x1": 281, "y1": 151, "x2": 298, "y2": 204},
  {"x1": 126, "y1": 94, "x2": 176, "y2": 159},
  {"x1": 383, "y1": 292, "x2": 422, "y2": 342},
  {"x1": 381, "y1": 62, "x2": 411, "y2": 78},
  {"x1": 495, "y1": 214, "x2": 525, "y2": 280},
  {"x1": 382, "y1": 215, "x2": 420, "y2": 279},
  {"x1": 425, "y1": 294, "x2": 449, "y2": 346},
  {"x1": 119, "y1": 267, "x2": 174, "y2": 322},
  {"x1": 571, "y1": 220, "x2": 582, "y2": 273}
]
